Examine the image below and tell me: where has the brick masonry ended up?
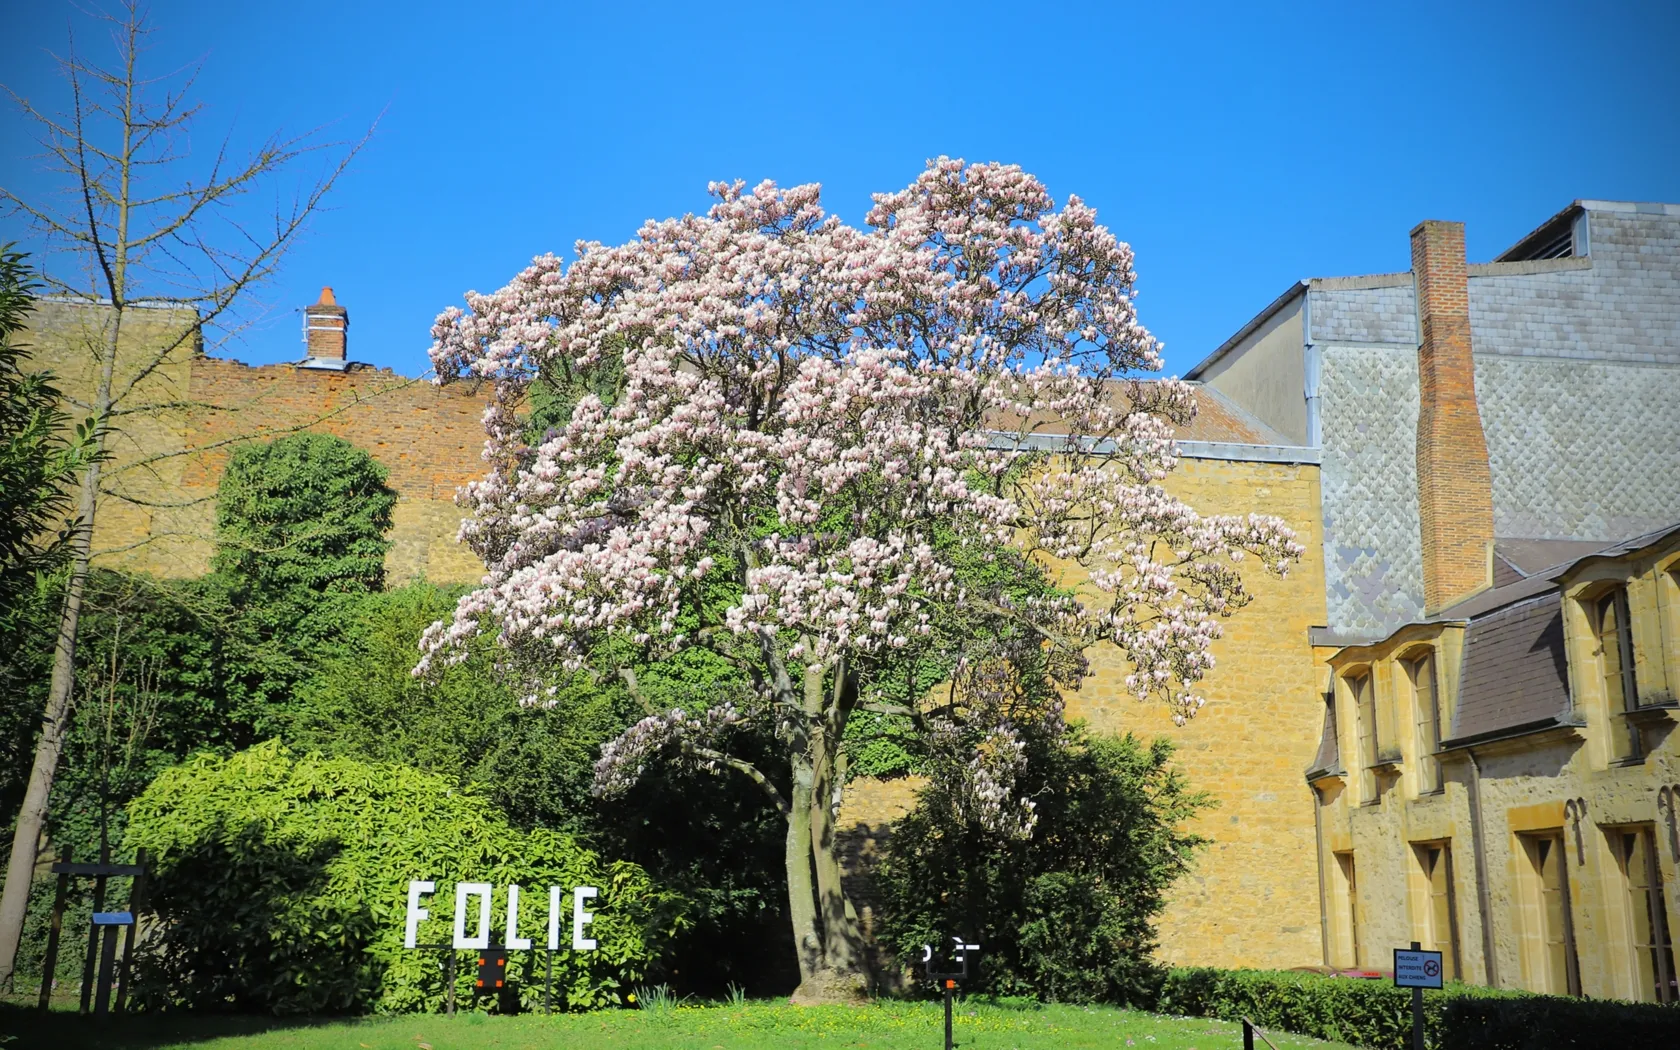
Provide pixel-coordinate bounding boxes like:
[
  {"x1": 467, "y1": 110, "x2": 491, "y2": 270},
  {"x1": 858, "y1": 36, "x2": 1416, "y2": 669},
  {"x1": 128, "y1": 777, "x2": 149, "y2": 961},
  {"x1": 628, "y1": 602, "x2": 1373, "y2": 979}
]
[
  {"x1": 25, "y1": 300, "x2": 491, "y2": 584},
  {"x1": 1411, "y1": 220, "x2": 1496, "y2": 613}
]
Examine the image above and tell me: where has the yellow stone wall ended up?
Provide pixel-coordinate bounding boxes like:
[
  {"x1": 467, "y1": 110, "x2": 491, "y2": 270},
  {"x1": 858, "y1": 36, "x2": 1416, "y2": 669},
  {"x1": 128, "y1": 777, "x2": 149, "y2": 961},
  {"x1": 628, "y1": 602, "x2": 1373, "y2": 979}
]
[
  {"x1": 843, "y1": 454, "x2": 1330, "y2": 971},
  {"x1": 1314, "y1": 531, "x2": 1680, "y2": 1000}
]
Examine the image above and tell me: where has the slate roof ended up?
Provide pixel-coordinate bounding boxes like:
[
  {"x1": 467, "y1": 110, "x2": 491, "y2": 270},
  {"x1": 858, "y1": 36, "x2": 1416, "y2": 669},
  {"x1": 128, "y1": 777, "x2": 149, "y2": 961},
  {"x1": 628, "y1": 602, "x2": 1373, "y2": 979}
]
[
  {"x1": 1436, "y1": 522, "x2": 1679, "y2": 746},
  {"x1": 1445, "y1": 592, "x2": 1573, "y2": 746}
]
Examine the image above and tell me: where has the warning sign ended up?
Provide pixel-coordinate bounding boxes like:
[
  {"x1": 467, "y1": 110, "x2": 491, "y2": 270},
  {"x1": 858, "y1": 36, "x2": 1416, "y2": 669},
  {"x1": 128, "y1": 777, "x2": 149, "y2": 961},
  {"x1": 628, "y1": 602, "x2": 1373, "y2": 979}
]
[{"x1": 1393, "y1": 948, "x2": 1444, "y2": 989}]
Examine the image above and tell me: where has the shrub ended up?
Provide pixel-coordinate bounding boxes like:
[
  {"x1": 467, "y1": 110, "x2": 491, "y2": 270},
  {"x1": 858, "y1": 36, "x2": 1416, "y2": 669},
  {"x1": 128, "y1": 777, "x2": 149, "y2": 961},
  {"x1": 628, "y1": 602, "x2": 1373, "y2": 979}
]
[
  {"x1": 877, "y1": 729, "x2": 1209, "y2": 1004},
  {"x1": 124, "y1": 742, "x2": 680, "y2": 1014},
  {"x1": 1156, "y1": 967, "x2": 1680, "y2": 1050}
]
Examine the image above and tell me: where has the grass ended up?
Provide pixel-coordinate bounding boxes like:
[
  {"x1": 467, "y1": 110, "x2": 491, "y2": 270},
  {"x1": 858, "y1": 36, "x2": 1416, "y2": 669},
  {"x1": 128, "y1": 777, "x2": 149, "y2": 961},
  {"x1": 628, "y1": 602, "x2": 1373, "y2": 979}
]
[{"x1": 0, "y1": 999, "x2": 1360, "y2": 1050}]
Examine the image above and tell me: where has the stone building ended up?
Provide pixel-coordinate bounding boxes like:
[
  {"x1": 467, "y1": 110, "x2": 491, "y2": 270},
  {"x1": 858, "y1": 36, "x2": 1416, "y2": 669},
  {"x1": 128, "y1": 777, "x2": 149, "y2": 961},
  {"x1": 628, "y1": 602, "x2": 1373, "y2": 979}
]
[
  {"x1": 1189, "y1": 200, "x2": 1680, "y2": 999},
  {"x1": 1309, "y1": 524, "x2": 1678, "y2": 1000}
]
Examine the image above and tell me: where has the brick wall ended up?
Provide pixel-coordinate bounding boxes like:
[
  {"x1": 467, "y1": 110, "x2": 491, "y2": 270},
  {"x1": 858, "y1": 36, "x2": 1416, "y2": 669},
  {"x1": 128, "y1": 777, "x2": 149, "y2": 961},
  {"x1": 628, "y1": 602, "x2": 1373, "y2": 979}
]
[
  {"x1": 25, "y1": 299, "x2": 491, "y2": 584},
  {"x1": 1411, "y1": 220, "x2": 1495, "y2": 613}
]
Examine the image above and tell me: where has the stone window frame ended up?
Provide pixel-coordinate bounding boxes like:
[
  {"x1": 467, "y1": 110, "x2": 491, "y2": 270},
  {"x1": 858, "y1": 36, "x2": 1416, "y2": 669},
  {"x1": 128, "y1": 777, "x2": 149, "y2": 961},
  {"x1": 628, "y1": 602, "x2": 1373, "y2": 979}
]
[
  {"x1": 1329, "y1": 849, "x2": 1362, "y2": 969},
  {"x1": 1563, "y1": 535, "x2": 1680, "y2": 768},
  {"x1": 1601, "y1": 822, "x2": 1678, "y2": 1004},
  {"x1": 1658, "y1": 549, "x2": 1680, "y2": 709},
  {"x1": 1565, "y1": 575, "x2": 1648, "y2": 766},
  {"x1": 1514, "y1": 828, "x2": 1583, "y2": 997},
  {"x1": 1408, "y1": 838, "x2": 1462, "y2": 982},
  {"x1": 1336, "y1": 666, "x2": 1385, "y2": 805},
  {"x1": 1396, "y1": 643, "x2": 1445, "y2": 797}
]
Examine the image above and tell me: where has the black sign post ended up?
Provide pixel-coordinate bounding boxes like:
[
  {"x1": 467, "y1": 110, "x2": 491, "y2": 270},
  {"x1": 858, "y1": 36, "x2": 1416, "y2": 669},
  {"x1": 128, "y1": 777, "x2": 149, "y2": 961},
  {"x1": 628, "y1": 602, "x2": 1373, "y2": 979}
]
[
  {"x1": 922, "y1": 937, "x2": 980, "y2": 1050},
  {"x1": 1393, "y1": 940, "x2": 1443, "y2": 1050}
]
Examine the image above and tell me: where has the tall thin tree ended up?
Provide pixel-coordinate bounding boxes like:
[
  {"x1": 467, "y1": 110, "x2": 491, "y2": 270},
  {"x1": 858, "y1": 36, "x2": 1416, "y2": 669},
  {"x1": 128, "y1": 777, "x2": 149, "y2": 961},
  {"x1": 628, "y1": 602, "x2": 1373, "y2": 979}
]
[{"x1": 0, "y1": 1, "x2": 365, "y2": 985}]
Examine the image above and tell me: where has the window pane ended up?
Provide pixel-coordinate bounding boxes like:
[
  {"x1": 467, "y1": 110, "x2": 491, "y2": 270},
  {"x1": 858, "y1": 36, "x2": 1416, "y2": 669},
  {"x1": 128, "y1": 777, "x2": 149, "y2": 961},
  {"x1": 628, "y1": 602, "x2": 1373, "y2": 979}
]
[
  {"x1": 1622, "y1": 828, "x2": 1677, "y2": 1003},
  {"x1": 1599, "y1": 594, "x2": 1625, "y2": 708},
  {"x1": 1412, "y1": 656, "x2": 1440, "y2": 792},
  {"x1": 1354, "y1": 674, "x2": 1377, "y2": 799}
]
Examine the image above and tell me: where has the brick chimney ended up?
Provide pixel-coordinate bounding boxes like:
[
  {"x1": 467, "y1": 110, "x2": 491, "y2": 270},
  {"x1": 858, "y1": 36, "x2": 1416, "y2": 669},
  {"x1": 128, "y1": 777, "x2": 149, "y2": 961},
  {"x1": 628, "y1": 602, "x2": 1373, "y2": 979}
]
[
  {"x1": 1412, "y1": 220, "x2": 1494, "y2": 612},
  {"x1": 304, "y1": 287, "x2": 348, "y2": 363}
]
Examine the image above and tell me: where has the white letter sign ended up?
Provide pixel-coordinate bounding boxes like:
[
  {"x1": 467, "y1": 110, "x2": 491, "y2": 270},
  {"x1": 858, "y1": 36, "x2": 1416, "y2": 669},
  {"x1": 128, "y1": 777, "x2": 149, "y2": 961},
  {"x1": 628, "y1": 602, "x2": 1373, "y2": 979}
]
[
  {"x1": 453, "y1": 882, "x2": 493, "y2": 949},
  {"x1": 573, "y1": 886, "x2": 598, "y2": 950},
  {"x1": 505, "y1": 884, "x2": 533, "y2": 950},
  {"x1": 404, "y1": 880, "x2": 435, "y2": 949},
  {"x1": 548, "y1": 885, "x2": 562, "y2": 950}
]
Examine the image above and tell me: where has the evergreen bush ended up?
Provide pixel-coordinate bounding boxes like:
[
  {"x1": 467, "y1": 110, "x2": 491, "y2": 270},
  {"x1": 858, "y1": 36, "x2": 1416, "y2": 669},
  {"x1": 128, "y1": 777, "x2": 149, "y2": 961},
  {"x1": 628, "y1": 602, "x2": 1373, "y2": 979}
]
[
  {"x1": 124, "y1": 742, "x2": 680, "y2": 1014},
  {"x1": 1156, "y1": 966, "x2": 1680, "y2": 1049},
  {"x1": 877, "y1": 729, "x2": 1208, "y2": 1004}
]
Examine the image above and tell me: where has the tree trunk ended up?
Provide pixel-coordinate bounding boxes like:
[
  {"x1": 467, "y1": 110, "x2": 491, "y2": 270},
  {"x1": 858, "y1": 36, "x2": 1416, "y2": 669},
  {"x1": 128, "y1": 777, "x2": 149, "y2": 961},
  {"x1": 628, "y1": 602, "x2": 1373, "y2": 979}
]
[
  {"x1": 0, "y1": 469, "x2": 99, "y2": 988},
  {"x1": 0, "y1": 309, "x2": 119, "y2": 988},
  {"x1": 810, "y1": 730, "x2": 865, "y2": 975},
  {"x1": 787, "y1": 659, "x2": 869, "y2": 1004},
  {"x1": 785, "y1": 753, "x2": 821, "y2": 984}
]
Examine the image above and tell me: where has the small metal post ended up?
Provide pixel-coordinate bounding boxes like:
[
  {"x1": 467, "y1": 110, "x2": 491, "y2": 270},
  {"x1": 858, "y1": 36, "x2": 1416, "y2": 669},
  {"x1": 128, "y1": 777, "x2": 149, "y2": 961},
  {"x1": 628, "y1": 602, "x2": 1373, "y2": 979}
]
[
  {"x1": 1244, "y1": 1017, "x2": 1255, "y2": 1050},
  {"x1": 445, "y1": 951, "x2": 457, "y2": 1016},
  {"x1": 93, "y1": 924, "x2": 119, "y2": 1014},
  {"x1": 943, "y1": 979, "x2": 954, "y2": 1050},
  {"x1": 1411, "y1": 940, "x2": 1425, "y2": 1050},
  {"x1": 38, "y1": 847, "x2": 71, "y2": 1010},
  {"x1": 545, "y1": 949, "x2": 553, "y2": 1014},
  {"x1": 114, "y1": 848, "x2": 149, "y2": 1013},
  {"x1": 79, "y1": 851, "x2": 109, "y2": 1014}
]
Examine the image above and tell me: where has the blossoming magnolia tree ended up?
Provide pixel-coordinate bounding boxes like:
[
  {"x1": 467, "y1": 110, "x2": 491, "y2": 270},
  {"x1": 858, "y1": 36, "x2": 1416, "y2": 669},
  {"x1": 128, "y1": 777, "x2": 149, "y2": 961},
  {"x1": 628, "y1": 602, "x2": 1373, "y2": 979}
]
[{"x1": 422, "y1": 159, "x2": 1302, "y2": 999}]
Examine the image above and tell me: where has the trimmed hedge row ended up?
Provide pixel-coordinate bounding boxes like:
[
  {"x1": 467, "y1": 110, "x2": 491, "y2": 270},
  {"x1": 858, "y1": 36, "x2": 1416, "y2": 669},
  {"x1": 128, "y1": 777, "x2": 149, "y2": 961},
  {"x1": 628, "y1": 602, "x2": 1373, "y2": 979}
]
[{"x1": 1154, "y1": 967, "x2": 1680, "y2": 1050}]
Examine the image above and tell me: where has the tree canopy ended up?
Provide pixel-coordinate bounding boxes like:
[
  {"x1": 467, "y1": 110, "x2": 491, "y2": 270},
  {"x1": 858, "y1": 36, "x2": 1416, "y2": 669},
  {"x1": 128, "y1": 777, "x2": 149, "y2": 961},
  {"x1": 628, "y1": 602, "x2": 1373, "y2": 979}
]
[{"x1": 423, "y1": 159, "x2": 1302, "y2": 997}]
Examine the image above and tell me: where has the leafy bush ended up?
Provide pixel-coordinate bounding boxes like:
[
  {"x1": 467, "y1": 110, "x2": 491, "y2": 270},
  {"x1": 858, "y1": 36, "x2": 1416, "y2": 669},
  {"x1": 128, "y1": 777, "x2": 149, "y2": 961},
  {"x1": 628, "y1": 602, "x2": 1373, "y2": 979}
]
[
  {"x1": 293, "y1": 581, "x2": 794, "y2": 995},
  {"x1": 124, "y1": 742, "x2": 679, "y2": 1015},
  {"x1": 209, "y1": 433, "x2": 398, "y2": 736},
  {"x1": 1156, "y1": 966, "x2": 1680, "y2": 1050},
  {"x1": 212, "y1": 432, "x2": 396, "y2": 600},
  {"x1": 877, "y1": 729, "x2": 1209, "y2": 1004}
]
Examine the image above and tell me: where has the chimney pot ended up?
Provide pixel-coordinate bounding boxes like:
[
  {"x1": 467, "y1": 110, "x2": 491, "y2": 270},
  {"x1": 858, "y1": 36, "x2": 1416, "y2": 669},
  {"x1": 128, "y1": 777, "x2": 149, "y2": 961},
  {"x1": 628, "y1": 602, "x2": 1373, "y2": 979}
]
[{"x1": 304, "y1": 286, "x2": 349, "y2": 363}]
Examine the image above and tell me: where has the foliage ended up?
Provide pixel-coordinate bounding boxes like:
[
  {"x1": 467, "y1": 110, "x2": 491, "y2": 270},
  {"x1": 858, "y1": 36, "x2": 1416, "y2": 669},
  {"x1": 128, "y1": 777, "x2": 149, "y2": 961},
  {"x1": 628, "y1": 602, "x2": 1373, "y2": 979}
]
[
  {"x1": 123, "y1": 742, "x2": 678, "y2": 1015},
  {"x1": 421, "y1": 159, "x2": 1301, "y2": 986},
  {"x1": 292, "y1": 580, "x2": 795, "y2": 995},
  {"x1": 878, "y1": 729, "x2": 1208, "y2": 1004},
  {"x1": 291, "y1": 581, "x2": 607, "y2": 828},
  {"x1": 209, "y1": 433, "x2": 399, "y2": 736},
  {"x1": 0, "y1": 244, "x2": 97, "y2": 628},
  {"x1": 213, "y1": 433, "x2": 397, "y2": 599},
  {"x1": 1154, "y1": 966, "x2": 1680, "y2": 1050}
]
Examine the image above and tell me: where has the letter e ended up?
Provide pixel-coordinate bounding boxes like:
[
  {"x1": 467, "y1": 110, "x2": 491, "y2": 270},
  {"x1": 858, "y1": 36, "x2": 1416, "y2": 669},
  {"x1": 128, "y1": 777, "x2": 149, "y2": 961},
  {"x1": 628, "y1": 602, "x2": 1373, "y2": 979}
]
[{"x1": 573, "y1": 886, "x2": 598, "y2": 951}]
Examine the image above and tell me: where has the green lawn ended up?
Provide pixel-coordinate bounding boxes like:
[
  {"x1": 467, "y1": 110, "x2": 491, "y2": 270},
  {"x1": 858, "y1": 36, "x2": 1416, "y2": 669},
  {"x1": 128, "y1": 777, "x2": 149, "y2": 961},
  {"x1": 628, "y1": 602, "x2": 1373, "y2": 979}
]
[{"x1": 1, "y1": 1000, "x2": 1359, "y2": 1050}]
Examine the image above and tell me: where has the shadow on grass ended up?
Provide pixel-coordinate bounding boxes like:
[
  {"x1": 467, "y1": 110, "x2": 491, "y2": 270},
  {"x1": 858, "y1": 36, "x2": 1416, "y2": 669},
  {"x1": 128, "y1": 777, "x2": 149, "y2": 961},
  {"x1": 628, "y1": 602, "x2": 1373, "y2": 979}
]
[{"x1": 0, "y1": 1002, "x2": 354, "y2": 1050}]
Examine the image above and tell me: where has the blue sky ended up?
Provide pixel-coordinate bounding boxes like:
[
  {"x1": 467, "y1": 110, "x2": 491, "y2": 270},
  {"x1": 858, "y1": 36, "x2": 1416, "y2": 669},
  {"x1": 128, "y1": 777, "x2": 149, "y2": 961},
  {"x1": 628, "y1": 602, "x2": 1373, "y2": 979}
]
[{"x1": 2, "y1": 0, "x2": 1677, "y2": 378}]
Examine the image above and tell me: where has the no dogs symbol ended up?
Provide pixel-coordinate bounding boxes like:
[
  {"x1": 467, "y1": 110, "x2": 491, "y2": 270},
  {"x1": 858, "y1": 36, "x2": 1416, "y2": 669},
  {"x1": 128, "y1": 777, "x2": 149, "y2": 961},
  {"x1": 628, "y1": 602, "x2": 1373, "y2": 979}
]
[{"x1": 1423, "y1": 959, "x2": 1441, "y2": 979}]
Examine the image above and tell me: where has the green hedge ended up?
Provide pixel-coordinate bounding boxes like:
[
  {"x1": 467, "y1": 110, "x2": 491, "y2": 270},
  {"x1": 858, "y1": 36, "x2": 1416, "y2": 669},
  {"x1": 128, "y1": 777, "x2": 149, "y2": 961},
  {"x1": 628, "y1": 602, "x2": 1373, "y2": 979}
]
[
  {"x1": 1156, "y1": 967, "x2": 1680, "y2": 1050},
  {"x1": 124, "y1": 742, "x2": 682, "y2": 1015}
]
